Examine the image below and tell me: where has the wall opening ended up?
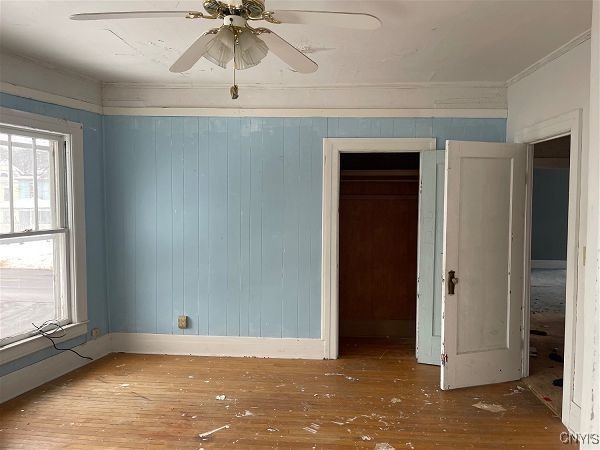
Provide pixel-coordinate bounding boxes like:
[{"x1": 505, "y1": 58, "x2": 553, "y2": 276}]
[
  {"x1": 337, "y1": 152, "x2": 420, "y2": 357},
  {"x1": 524, "y1": 135, "x2": 570, "y2": 415}
]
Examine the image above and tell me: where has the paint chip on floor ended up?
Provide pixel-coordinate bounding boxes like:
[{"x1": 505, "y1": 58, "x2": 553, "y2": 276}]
[
  {"x1": 198, "y1": 424, "x2": 230, "y2": 440},
  {"x1": 324, "y1": 373, "x2": 358, "y2": 381},
  {"x1": 361, "y1": 435, "x2": 372, "y2": 441},
  {"x1": 215, "y1": 394, "x2": 226, "y2": 401},
  {"x1": 472, "y1": 401, "x2": 506, "y2": 413},
  {"x1": 235, "y1": 410, "x2": 254, "y2": 417},
  {"x1": 375, "y1": 444, "x2": 395, "y2": 450},
  {"x1": 303, "y1": 423, "x2": 320, "y2": 434}
]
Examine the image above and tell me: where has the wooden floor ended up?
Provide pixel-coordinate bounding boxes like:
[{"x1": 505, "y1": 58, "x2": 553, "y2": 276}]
[
  {"x1": 0, "y1": 338, "x2": 566, "y2": 449},
  {"x1": 523, "y1": 312, "x2": 565, "y2": 416}
]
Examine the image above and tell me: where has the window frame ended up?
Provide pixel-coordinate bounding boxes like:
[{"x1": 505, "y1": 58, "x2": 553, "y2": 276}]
[{"x1": 0, "y1": 107, "x2": 87, "y2": 365}]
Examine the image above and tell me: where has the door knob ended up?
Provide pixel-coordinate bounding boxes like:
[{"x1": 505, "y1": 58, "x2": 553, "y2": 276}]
[{"x1": 448, "y1": 270, "x2": 459, "y2": 295}]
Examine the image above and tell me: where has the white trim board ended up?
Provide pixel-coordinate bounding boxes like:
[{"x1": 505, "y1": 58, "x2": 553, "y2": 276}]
[
  {"x1": 0, "y1": 322, "x2": 88, "y2": 365},
  {"x1": 111, "y1": 333, "x2": 326, "y2": 360},
  {"x1": 0, "y1": 82, "x2": 103, "y2": 114},
  {"x1": 0, "y1": 335, "x2": 111, "y2": 404},
  {"x1": 531, "y1": 260, "x2": 568, "y2": 269},
  {"x1": 507, "y1": 29, "x2": 592, "y2": 87},
  {"x1": 321, "y1": 138, "x2": 437, "y2": 359},
  {"x1": 0, "y1": 333, "x2": 327, "y2": 403},
  {"x1": 102, "y1": 107, "x2": 508, "y2": 118},
  {"x1": 514, "y1": 109, "x2": 583, "y2": 433}
]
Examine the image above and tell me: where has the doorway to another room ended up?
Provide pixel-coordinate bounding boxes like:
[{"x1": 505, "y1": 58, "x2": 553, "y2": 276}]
[
  {"x1": 338, "y1": 153, "x2": 420, "y2": 357},
  {"x1": 524, "y1": 135, "x2": 571, "y2": 416}
]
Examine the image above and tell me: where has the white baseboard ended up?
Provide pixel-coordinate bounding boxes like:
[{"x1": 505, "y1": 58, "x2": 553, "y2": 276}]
[
  {"x1": 0, "y1": 333, "x2": 326, "y2": 403},
  {"x1": 0, "y1": 334, "x2": 111, "y2": 403},
  {"x1": 111, "y1": 333, "x2": 327, "y2": 360},
  {"x1": 531, "y1": 259, "x2": 567, "y2": 269}
]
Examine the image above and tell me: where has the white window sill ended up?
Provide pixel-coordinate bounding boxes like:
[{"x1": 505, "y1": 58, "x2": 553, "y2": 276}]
[{"x1": 0, "y1": 322, "x2": 88, "y2": 365}]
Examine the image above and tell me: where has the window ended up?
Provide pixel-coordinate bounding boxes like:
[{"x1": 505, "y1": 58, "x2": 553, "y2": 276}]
[
  {"x1": 0, "y1": 129, "x2": 69, "y2": 346},
  {"x1": 0, "y1": 108, "x2": 87, "y2": 359}
]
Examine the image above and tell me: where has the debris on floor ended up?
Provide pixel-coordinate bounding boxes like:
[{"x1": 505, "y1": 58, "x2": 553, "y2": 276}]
[
  {"x1": 198, "y1": 424, "x2": 230, "y2": 440},
  {"x1": 374, "y1": 444, "x2": 395, "y2": 450},
  {"x1": 235, "y1": 410, "x2": 253, "y2": 417},
  {"x1": 553, "y1": 378, "x2": 563, "y2": 387},
  {"x1": 530, "y1": 329, "x2": 548, "y2": 336},
  {"x1": 361, "y1": 435, "x2": 372, "y2": 441},
  {"x1": 549, "y1": 349, "x2": 564, "y2": 363},
  {"x1": 215, "y1": 394, "x2": 226, "y2": 400},
  {"x1": 472, "y1": 401, "x2": 506, "y2": 413},
  {"x1": 303, "y1": 423, "x2": 320, "y2": 434},
  {"x1": 324, "y1": 373, "x2": 359, "y2": 381}
]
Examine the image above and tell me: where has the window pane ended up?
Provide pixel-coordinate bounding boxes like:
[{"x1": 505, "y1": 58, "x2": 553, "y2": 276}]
[
  {"x1": 36, "y1": 141, "x2": 55, "y2": 230},
  {"x1": 11, "y1": 135, "x2": 35, "y2": 232},
  {"x1": 0, "y1": 235, "x2": 67, "y2": 341},
  {"x1": 0, "y1": 137, "x2": 9, "y2": 234}
]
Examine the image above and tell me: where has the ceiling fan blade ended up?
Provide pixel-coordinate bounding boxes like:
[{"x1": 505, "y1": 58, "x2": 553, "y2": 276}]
[
  {"x1": 257, "y1": 29, "x2": 317, "y2": 74},
  {"x1": 268, "y1": 10, "x2": 381, "y2": 30},
  {"x1": 70, "y1": 11, "x2": 207, "y2": 21},
  {"x1": 169, "y1": 30, "x2": 219, "y2": 73}
]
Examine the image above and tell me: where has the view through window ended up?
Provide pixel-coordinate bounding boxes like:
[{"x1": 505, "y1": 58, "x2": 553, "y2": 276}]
[{"x1": 0, "y1": 128, "x2": 69, "y2": 346}]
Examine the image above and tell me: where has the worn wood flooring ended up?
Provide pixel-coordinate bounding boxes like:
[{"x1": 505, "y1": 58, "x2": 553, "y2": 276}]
[{"x1": 0, "y1": 338, "x2": 566, "y2": 449}]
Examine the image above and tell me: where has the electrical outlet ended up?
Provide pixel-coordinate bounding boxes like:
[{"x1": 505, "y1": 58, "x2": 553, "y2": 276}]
[
  {"x1": 91, "y1": 327, "x2": 101, "y2": 339},
  {"x1": 178, "y1": 315, "x2": 188, "y2": 329}
]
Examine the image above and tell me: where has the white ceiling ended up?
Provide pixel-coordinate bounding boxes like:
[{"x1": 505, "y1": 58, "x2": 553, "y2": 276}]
[{"x1": 0, "y1": 0, "x2": 593, "y2": 86}]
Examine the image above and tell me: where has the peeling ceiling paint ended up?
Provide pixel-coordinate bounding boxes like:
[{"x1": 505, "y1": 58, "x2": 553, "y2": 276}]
[{"x1": 0, "y1": 0, "x2": 593, "y2": 85}]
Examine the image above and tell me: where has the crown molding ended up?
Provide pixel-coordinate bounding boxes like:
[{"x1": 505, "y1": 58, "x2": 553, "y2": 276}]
[
  {"x1": 102, "y1": 106, "x2": 507, "y2": 118},
  {"x1": 102, "y1": 82, "x2": 507, "y2": 112},
  {"x1": 0, "y1": 82, "x2": 103, "y2": 115},
  {"x1": 507, "y1": 29, "x2": 592, "y2": 87}
]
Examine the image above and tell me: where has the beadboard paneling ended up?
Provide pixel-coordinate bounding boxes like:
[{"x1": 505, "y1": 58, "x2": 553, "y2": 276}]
[{"x1": 104, "y1": 116, "x2": 506, "y2": 338}]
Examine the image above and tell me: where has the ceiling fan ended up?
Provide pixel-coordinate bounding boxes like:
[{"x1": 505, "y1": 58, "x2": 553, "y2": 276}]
[{"x1": 70, "y1": 0, "x2": 381, "y2": 99}]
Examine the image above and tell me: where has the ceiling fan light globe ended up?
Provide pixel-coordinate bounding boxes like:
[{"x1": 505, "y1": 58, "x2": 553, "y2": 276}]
[
  {"x1": 203, "y1": 27, "x2": 235, "y2": 68},
  {"x1": 234, "y1": 30, "x2": 268, "y2": 70}
]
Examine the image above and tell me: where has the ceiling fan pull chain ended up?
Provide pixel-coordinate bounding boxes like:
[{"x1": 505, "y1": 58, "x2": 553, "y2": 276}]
[{"x1": 230, "y1": 19, "x2": 239, "y2": 100}]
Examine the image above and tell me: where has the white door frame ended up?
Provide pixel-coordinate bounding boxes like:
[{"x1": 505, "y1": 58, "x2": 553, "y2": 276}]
[
  {"x1": 321, "y1": 138, "x2": 437, "y2": 359},
  {"x1": 514, "y1": 109, "x2": 582, "y2": 430}
]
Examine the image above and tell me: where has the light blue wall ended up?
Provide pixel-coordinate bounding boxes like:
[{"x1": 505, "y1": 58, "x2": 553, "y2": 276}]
[
  {"x1": 0, "y1": 93, "x2": 108, "y2": 375},
  {"x1": 532, "y1": 167, "x2": 570, "y2": 261},
  {"x1": 104, "y1": 116, "x2": 506, "y2": 338},
  {"x1": 0, "y1": 92, "x2": 506, "y2": 375}
]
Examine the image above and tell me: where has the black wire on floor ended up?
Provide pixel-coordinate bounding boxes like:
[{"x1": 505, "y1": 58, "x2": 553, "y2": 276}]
[{"x1": 31, "y1": 320, "x2": 93, "y2": 361}]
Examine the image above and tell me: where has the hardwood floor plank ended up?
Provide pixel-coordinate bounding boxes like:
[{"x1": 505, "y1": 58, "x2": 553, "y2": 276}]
[{"x1": 1, "y1": 339, "x2": 566, "y2": 449}]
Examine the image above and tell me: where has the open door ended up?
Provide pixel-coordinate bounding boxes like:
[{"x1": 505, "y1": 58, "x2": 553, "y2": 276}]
[
  {"x1": 416, "y1": 151, "x2": 445, "y2": 365},
  {"x1": 441, "y1": 140, "x2": 527, "y2": 390}
]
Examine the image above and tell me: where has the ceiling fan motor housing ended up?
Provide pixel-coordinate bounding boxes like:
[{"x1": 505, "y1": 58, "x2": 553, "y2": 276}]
[{"x1": 203, "y1": 0, "x2": 265, "y2": 19}]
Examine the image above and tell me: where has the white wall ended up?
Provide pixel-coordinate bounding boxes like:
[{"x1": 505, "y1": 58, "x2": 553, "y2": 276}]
[{"x1": 507, "y1": 39, "x2": 591, "y2": 424}]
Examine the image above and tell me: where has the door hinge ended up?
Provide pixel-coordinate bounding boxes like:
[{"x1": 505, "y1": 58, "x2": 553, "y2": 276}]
[{"x1": 441, "y1": 353, "x2": 448, "y2": 366}]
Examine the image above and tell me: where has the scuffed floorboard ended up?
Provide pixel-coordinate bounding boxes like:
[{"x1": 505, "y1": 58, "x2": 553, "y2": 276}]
[{"x1": 0, "y1": 338, "x2": 566, "y2": 448}]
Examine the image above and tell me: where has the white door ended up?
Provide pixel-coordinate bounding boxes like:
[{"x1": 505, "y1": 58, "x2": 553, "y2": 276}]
[{"x1": 441, "y1": 140, "x2": 527, "y2": 390}]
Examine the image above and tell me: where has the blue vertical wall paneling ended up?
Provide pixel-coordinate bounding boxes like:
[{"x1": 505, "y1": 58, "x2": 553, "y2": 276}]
[
  {"x1": 102, "y1": 116, "x2": 506, "y2": 339},
  {"x1": 0, "y1": 90, "x2": 508, "y2": 373}
]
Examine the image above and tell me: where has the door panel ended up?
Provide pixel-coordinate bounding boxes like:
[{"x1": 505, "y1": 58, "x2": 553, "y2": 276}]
[
  {"x1": 416, "y1": 151, "x2": 444, "y2": 365},
  {"x1": 441, "y1": 140, "x2": 527, "y2": 390}
]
